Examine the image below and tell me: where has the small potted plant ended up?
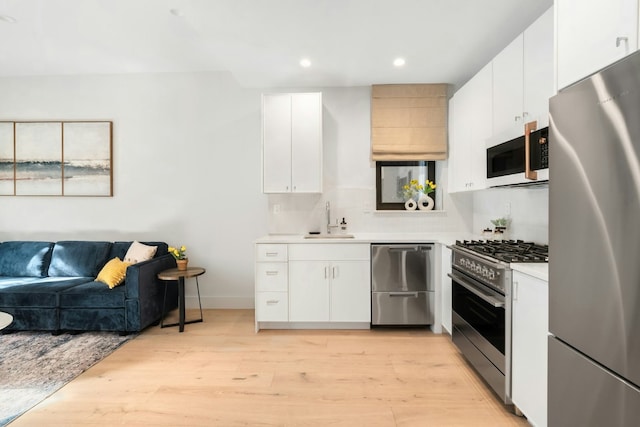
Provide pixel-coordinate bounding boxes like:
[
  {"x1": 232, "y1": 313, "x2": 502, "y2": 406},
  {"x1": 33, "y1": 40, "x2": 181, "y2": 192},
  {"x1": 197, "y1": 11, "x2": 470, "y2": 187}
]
[{"x1": 169, "y1": 245, "x2": 188, "y2": 270}]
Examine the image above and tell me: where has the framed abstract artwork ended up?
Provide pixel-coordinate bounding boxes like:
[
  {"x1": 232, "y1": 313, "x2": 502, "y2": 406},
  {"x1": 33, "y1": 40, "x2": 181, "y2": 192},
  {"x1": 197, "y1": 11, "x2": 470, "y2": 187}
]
[{"x1": 0, "y1": 121, "x2": 112, "y2": 196}]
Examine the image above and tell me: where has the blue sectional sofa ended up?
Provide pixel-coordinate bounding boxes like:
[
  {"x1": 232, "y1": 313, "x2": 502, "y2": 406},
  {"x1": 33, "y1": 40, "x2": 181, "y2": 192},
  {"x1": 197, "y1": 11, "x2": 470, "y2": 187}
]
[{"x1": 0, "y1": 240, "x2": 178, "y2": 333}]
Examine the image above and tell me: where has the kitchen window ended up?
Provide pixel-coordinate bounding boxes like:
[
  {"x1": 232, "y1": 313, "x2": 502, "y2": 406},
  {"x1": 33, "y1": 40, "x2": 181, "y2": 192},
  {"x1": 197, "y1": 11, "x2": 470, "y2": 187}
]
[{"x1": 375, "y1": 161, "x2": 436, "y2": 210}]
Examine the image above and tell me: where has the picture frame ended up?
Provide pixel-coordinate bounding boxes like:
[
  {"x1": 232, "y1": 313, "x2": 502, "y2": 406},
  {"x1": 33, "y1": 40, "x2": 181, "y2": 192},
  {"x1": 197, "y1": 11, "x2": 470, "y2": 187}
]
[{"x1": 0, "y1": 120, "x2": 113, "y2": 197}]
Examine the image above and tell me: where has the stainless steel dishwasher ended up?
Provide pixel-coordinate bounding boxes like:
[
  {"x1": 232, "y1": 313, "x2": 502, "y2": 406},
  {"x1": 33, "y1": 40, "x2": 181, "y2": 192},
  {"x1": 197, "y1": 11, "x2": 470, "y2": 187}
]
[{"x1": 371, "y1": 244, "x2": 434, "y2": 326}]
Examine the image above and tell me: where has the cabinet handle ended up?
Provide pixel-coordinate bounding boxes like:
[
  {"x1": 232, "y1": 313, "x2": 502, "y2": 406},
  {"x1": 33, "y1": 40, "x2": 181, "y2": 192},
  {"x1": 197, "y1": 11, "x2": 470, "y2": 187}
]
[
  {"x1": 616, "y1": 36, "x2": 629, "y2": 48},
  {"x1": 265, "y1": 252, "x2": 279, "y2": 257},
  {"x1": 513, "y1": 281, "x2": 519, "y2": 301},
  {"x1": 324, "y1": 266, "x2": 329, "y2": 279},
  {"x1": 266, "y1": 300, "x2": 280, "y2": 305},
  {"x1": 265, "y1": 271, "x2": 279, "y2": 276},
  {"x1": 525, "y1": 120, "x2": 538, "y2": 180},
  {"x1": 332, "y1": 266, "x2": 338, "y2": 279}
]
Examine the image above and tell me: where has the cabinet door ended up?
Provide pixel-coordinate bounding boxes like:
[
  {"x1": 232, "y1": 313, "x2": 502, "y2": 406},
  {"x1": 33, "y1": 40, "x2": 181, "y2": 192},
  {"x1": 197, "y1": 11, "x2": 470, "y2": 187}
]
[
  {"x1": 448, "y1": 85, "x2": 472, "y2": 193},
  {"x1": 492, "y1": 34, "x2": 524, "y2": 135},
  {"x1": 557, "y1": 0, "x2": 638, "y2": 90},
  {"x1": 289, "y1": 260, "x2": 330, "y2": 321},
  {"x1": 523, "y1": 7, "x2": 554, "y2": 128},
  {"x1": 291, "y1": 93, "x2": 322, "y2": 193},
  {"x1": 329, "y1": 261, "x2": 370, "y2": 322},
  {"x1": 262, "y1": 94, "x2": 292, "y2": 193},
  {"x1": 448, "y1": 62, "x2": 491, "y2": 193},
  {"x1": 511, "y1": 271, "x2": 549, "y2": 426},
  {"x1": 440, "y1": 245, "x2": 452, "y2": 333},
  {"x1": 467, "y1": 62, "x2": 492, "y2": 190}
]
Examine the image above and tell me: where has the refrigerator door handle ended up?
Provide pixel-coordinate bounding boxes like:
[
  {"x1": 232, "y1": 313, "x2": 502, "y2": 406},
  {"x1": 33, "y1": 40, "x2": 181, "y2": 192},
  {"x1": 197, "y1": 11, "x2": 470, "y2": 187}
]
[{"x1": 525, "y1": 120, "x2": 538, "y2": 180}]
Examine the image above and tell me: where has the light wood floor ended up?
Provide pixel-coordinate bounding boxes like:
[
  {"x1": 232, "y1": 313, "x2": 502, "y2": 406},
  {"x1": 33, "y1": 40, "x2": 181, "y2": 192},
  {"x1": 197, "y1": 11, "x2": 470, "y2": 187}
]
[{"x1": 12, "y1": 309, "x2": 528, "y2": 426}]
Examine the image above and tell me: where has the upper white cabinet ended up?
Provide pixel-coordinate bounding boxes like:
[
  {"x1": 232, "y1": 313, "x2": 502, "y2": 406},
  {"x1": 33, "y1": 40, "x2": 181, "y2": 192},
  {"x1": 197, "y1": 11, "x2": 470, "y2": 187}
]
[
  {"x1": 557, "y1": 0, "x2": 638, "y2": 91},
  {"x1": 262, "y1": 92, "x2": 322, "y2": 193},
  {"x1": 511, "y1": 270, "x2": 549, "y2": 427},
  {"x1": 492, "y1": 34, "x2": 524, "y2": 135},
  {"x1": 523, "y1": 7, "x2": 555, "y2": 128},
  {"x1": 448, "y1": 62, "x2": 492, "y2": 193},
  {"x1": 492, "y1": 7, "x2": 554, "y2": 137}
]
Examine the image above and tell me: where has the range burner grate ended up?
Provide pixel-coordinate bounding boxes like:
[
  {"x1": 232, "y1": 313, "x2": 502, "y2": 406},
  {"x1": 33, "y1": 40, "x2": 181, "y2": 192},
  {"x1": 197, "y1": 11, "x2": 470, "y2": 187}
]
[{"x1": 455, "y1": 239, "x2": 548, "y2": 263}]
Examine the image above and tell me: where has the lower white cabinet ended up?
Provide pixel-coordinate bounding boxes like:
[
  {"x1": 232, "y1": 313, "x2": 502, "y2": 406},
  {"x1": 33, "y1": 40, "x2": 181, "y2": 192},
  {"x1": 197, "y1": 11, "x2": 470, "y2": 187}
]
[
  {"x1": 255, "y1": 244, "x2": 289, "y2": 323},
  {"x1": 511, "y1": 270, "x2": 549, "y2": 427},
  {"x1": 255, "y1": 243, "x2": 371, "y2": 328},
  {"x1": 289, "y1": 243, "x2": 370, "y2": 323},
  {"x1": 289, "y1": 260, "x2": 370, "y2": 322}
]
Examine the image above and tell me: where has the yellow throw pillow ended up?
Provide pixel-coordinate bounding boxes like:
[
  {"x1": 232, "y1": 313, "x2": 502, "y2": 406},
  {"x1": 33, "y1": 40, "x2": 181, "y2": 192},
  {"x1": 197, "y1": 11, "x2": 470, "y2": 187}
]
[{"x1": 95, "y1": 257, "x2": 131, "y2": 289}]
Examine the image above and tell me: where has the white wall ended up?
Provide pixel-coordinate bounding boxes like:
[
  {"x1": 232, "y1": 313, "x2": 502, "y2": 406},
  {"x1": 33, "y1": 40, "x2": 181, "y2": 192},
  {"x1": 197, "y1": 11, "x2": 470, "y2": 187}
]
[
  {"x1": 472, "y1": 186, "x2": 549, "y2": 244},
  {"x1": 0, "y1": 72, "x2": 269, "y2": 308}
]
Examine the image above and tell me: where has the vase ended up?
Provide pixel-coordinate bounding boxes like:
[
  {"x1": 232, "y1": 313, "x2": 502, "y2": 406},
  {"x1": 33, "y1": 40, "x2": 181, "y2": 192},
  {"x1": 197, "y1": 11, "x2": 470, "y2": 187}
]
[
  {"x1": 418, "y1": 194, "x2": 435, "y2": 211},
  {"x1": 404, "y1": 198, "x2": 417, "y2": 210},
  {"x1": 176, "y1": 259, "x2": 188, "y2": 271}
]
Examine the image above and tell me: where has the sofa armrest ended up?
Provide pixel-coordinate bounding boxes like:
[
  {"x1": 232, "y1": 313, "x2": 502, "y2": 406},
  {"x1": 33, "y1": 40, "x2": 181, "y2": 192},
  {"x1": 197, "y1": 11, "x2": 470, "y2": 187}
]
[{"x1": 124, "y1": 254, "x2": 175, "y2": 299}]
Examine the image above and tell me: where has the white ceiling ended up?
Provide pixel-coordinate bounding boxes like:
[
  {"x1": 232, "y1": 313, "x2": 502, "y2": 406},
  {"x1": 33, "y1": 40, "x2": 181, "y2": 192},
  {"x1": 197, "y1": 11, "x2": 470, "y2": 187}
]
[{"x1": 0, "y1": 0, "x2": 554, "y2": 89}]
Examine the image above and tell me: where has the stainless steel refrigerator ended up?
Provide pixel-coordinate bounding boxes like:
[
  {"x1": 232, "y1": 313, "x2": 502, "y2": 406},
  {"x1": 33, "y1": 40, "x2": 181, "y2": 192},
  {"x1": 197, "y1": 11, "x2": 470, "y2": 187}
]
[{"x1": 549, "y1": 50, "x2": 640, "y2": 426}]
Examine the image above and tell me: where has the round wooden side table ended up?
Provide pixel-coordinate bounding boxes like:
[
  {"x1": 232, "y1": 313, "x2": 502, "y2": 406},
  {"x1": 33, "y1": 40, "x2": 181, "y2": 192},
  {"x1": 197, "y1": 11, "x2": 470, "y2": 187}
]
[{"x1": 157, "y1": 267, "x2": 205, "y2": 332}]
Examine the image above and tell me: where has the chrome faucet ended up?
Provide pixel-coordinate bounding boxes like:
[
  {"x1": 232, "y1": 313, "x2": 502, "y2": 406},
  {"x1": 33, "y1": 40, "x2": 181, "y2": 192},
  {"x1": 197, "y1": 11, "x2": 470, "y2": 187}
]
[{"x1": 326, "y1": 201, "x2": 340, "y2": 234}]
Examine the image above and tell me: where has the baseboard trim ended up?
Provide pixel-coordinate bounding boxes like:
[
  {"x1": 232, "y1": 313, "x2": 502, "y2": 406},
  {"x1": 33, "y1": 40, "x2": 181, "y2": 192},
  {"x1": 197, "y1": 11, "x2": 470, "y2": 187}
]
[{"x1": 185, "y1": 296, "x2": 254, "y2": 309}]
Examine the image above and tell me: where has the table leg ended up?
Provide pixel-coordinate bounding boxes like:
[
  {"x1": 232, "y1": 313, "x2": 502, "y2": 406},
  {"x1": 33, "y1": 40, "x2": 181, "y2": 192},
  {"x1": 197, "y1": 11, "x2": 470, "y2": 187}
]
[{"x1": 179, "y1": 277, "x2": 185, "y2": 333}]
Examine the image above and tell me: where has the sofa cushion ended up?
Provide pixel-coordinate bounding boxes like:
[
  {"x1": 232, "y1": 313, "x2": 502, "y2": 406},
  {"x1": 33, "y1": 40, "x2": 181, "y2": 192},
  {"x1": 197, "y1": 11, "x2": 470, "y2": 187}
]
[
  {"x1": 95, "y1": 257, "x2": 131, "y2": 289},
  {"x1": 48, "y1": 241, "x2": 112, "y2": 277},
  {"x1": 123, "y1": 241, "x2": 157, "y2": 264},
  {"x1": 109, "y1": 241, "x2": 169, "y2": 261},
  {"x1": 59, "y1": 281, "x2": 126, "y2": 308},
  {"x1": 0, "y1": 277, "x2": 94, "y2": 307},
  {"x1": 0, "y1": 241, "x2": 54, "y2": 277}
]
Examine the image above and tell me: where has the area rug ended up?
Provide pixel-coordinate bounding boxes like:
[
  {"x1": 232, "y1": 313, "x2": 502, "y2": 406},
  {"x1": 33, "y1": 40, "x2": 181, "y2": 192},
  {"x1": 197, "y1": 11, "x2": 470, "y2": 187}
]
[{"x1": 0, "y1": 331, "x2": 135, "y2": 426}]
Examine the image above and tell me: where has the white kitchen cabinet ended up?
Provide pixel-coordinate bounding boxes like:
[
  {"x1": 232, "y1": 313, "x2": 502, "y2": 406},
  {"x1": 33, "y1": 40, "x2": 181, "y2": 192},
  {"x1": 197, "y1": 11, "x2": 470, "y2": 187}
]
[
  {"x1": 523, "y1": 7, "x2": 554, "y2": 128},
  {"x1": 262, "y1": 92, "x2": 322, "y2": 193},
  {"x1": 557, "y1": 0, "x2": 638, "y2": 91},
  {"x1": 448, "y1": 61, "x2": 492, "y2": 193},
  {"x1": 288, "y1": 244, "x2": 370, "y2": 323},
  {"x1": 492, "y1": 34, "x2": 524, "y2": 135},
  {"x1": 440, "y1": 244, "x2": 452, "y2": 334},
  {"x1": 255, "y1": 244, "x2": 289, "y2": 325},
  {"x1": 492, "y1": 7, "x2": 553, "y2": 138},
  {"x1": 511, "y1": 270, "x2": 548, "y2": 427}
]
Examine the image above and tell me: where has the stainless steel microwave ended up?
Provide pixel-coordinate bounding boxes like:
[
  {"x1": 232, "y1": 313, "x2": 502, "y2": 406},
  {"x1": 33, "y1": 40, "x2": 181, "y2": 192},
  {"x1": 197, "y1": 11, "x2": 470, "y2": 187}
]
[{"x1": 486, "y1": 121, "x2": 549, "y2": 186}]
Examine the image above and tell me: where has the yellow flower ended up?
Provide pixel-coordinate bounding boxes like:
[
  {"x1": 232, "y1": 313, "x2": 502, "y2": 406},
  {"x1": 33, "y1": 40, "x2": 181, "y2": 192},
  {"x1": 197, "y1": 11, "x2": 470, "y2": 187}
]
[{"x1": 180, "y1": 245, "x2": 186, "y2": 252}]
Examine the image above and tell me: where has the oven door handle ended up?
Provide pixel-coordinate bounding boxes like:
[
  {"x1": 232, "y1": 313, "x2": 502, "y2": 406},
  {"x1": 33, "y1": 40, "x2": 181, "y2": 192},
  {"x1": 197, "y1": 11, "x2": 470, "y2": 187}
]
[{"x1": 448, "y1": 273, "x2": 505, "y2": 308}]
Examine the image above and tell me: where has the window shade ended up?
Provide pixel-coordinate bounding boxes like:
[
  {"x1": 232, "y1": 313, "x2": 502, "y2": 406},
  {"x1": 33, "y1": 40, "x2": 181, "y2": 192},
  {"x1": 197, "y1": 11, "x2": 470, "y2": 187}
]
[{"x1": 371, "y1": 84, "x2": 448, "y2": 160}]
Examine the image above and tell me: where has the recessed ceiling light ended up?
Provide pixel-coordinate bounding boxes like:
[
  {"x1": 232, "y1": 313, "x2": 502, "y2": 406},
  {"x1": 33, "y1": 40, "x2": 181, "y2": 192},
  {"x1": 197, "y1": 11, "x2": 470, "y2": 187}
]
[
  {"x1": 169, "y1": 8, "x2": 183, "y2": 17},
  {"x1": 393, "y1": 58, "x2": 406, "y2": 67},
  {"x1": 0, "y1": 15, "x2": 17, "y2": 23},
  {"x1": 300, "y1": 58, "x2": 312, "y2": 68}
]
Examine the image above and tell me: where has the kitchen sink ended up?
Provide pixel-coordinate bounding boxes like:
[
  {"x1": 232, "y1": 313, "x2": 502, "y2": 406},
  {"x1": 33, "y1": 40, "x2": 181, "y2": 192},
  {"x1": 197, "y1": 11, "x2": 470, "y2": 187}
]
[{"x1": 304, "y1": 234, "x2": 355, "y2": 239}]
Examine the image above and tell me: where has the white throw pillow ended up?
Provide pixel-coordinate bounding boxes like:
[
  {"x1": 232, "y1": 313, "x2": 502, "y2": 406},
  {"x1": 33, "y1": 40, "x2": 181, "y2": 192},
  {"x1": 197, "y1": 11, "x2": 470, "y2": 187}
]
[{"x1": 123, "y1": 241, "x2": 157, "y2": 264}]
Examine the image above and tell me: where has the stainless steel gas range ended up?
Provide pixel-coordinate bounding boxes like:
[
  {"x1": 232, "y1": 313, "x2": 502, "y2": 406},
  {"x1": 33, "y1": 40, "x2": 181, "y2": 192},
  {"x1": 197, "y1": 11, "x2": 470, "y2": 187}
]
[{"x1": 447, "y1": 240, "x2": 548, "y2": 405}]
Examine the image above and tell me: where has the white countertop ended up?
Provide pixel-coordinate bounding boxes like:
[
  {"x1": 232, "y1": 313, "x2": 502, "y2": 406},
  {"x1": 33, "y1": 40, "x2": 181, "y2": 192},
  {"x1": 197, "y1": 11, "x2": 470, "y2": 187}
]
[
  {"x1": 511, "y1": 263, "x2": 549, "y2": 282},
  {"x1": 255, "y1": 232, "x2": 477, "y2": 246}
]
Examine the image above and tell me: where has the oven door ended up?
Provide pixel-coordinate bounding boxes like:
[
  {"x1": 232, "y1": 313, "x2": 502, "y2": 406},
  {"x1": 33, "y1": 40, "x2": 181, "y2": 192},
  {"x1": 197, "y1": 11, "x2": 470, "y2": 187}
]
[{"x1": 449, "y1": 270, "x2": 510, "y2": 402}]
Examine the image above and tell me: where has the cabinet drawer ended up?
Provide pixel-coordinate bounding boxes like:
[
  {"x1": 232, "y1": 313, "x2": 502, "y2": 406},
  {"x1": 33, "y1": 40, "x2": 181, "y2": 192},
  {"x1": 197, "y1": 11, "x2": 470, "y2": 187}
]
[
  {"x1": 256, "y1": 292, "x2": 288, "y2": 321},
  {"x1": 255, "y1": 263, "x2": 288, "y2": 292},
  {"x1": 288, "y1": 243, "x2": 369, "y2": 261},
  {"x1": 256, "y1": 244, "x2": 288, "y2": 262}
]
